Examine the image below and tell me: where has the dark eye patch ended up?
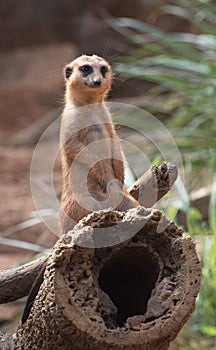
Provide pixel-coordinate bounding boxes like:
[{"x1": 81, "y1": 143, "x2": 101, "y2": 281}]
[
  {"x1": 65, "y1": 66, "x2": 73, "y2": 79},
  {"x1": 79, "y1": 65, "x2": 93, "y2": 76},
  {"x1": 100, "y1": 66, "x2": 108, "y2": 77}
]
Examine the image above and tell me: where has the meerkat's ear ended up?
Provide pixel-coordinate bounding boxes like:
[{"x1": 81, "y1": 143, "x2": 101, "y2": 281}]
[{"x1": 64, "y1": 65, "x2": 73, "y2": 80}]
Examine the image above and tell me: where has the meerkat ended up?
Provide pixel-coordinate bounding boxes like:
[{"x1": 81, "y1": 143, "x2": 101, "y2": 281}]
[
  {"x1": 59, "y1": 54, "x2": 138, "y2": 235},
  {"x1": 22, "y1": 55, "x2": 137, "y2": 323}
]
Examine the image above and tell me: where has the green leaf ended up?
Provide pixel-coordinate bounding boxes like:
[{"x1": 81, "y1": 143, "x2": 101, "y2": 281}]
[{"x1": 201, "y1": 326, "x2": 216, "y2": 336}]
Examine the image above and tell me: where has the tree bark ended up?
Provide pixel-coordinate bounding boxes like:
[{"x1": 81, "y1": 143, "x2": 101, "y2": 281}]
[
  {"x1": 14, "y1": 206, "x2": 201, "y2": 350},
  {"x1": 0, "y1": 163, "x2": 178, "y2": 304}
]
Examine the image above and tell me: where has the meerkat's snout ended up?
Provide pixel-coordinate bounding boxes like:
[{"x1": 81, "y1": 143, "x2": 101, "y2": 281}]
[{"x1": 93, "y1": 77, "x2": 101, "y2": 87}]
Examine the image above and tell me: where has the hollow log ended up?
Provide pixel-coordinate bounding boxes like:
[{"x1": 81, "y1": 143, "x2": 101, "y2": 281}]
[
  {"x1": 0, "y1": 163, "x2": 177, "y2": 304},
  {"x1": 14, "y1": 206, "x2": 201, "y2": 350}
]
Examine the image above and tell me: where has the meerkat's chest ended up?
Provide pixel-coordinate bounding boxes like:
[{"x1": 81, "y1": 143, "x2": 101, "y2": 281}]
[
  {"x1": 62, "y1": 106, "x2": 118, "y2": 153},
  {"x1": 80, "y1": 123, "x2": 112, "y2": 145}
]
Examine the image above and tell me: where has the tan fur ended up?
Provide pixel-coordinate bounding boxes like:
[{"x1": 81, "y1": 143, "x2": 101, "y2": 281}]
[{"x1": 59, "y1": 55, "x2": 138, "y2": 235}]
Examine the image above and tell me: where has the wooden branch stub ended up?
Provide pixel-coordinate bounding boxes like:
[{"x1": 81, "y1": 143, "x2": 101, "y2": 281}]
[
  {"x1": 128, "y1": 163, "x2": 178, "y2": 207},
  {"x1": 15, "y1": 206, "x2": 201, "y2": 350},
  {"x1": 0, "y1": 255, "x2": 47, "y2": 304}
]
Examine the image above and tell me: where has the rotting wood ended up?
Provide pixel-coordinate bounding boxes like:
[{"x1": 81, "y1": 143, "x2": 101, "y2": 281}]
[{"x1": 14, "y1": 206, "x2": 201, "y2": 350}]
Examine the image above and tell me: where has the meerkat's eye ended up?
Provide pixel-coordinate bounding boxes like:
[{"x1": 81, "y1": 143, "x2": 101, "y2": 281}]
[
  {"x1": 65, "y1": 66, "x2": 73, "y2": 79},
  {"x1": 79, "y1": 65, "x2": 93, "y2": 76},
  {"x1": 100, "y1": 66, "x2": 108, "y2": 77}
]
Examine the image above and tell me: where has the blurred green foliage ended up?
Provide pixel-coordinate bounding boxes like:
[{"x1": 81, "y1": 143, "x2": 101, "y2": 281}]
[
  {"x1": 111, "y1": 0, "x2": 216, "y2": 184},
  {"x1": 112, "y1": 0, "x2": 216, "y2": 348}
]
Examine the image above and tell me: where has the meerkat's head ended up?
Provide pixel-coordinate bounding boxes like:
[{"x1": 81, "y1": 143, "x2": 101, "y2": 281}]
[{"x1": 64, "y1": 55, "x2": 112, "y2": 106}]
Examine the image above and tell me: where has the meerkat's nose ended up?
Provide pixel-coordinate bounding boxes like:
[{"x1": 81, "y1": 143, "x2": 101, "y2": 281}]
[{"x1": 93, "y1": 78, "x2": 101, "y2": 86}]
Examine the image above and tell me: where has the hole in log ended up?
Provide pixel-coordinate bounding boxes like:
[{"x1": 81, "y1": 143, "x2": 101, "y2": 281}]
[{"x1": 98, "y1": 246, "x2": 160, "y2": 327}]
